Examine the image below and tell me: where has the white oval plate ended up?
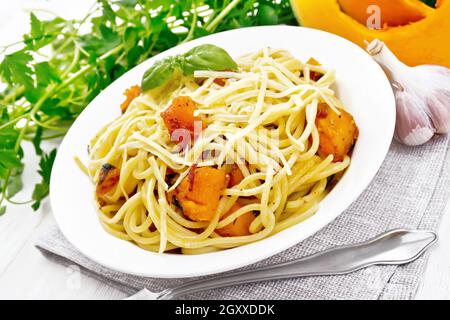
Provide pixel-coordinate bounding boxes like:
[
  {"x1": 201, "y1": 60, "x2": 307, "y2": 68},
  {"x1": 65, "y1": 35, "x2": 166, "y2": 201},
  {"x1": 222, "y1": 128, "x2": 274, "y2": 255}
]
[{"x1": 50, "y1": 26, "x2": 395, "y2": 278}]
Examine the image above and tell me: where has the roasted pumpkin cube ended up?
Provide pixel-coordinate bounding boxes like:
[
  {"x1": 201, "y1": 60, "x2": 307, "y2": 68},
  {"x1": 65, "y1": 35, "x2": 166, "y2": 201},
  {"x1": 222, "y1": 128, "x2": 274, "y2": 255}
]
[
  {"x1": 315, "y1": 103, "x2": 359, "y2": 162},
  {"x1": 306, "y1": 57, "x2": 323, "y2": 81},
  {"x1": 120, "y1": 85, "x2": 141, "y2": 113},
  {"x1": 161, "y1": 96, "x2": 204, "y2": 143},
  {"x1": 228, "y1": 164, "x2": 245, "y2": 187},
  {"x1": 216, "y1": 203, "x2": 256, "y2": 237},
  {"x1": 96, "y1": 163, "x2": 120, "y2": 196},
  {"x1": 175, "y1": 167, "x2": 227, "y2": 221}
]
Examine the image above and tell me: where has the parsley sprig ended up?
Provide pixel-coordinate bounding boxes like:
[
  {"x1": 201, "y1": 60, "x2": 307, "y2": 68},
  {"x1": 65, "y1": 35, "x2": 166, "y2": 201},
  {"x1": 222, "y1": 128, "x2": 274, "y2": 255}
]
[{"x1": 0, "y1": 0, "x2": 297, "y2": 215}]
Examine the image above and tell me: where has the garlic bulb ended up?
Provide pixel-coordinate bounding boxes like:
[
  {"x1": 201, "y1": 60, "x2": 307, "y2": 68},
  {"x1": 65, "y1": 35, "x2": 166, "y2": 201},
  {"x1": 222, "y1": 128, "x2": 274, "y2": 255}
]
[
  {"x1": 393, "y1": 85, "x2": 435, "y2": 146},
  {"x1": 366, "y1": 39, "x2": 450, "y2": 146}
]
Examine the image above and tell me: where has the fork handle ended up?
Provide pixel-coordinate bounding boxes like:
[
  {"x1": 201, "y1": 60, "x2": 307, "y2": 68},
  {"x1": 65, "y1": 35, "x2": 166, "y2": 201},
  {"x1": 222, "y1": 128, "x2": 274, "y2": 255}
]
[{"x1": 156, "y1": 229, "x2": 436, "y2": 299}]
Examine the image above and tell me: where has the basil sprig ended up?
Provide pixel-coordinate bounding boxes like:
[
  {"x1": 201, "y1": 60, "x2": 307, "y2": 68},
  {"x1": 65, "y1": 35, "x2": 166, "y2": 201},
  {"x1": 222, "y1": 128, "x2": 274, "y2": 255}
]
[
  {"x1": 141, "y1": 44, "x2": 238, "y2": 91},
  {"x1": 141, "y1": 58, "x2": 177, "y2": 91}
]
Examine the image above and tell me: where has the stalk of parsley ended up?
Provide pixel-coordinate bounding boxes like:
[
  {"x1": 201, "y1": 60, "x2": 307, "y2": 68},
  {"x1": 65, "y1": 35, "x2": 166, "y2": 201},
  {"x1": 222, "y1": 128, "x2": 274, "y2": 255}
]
[{"x1": 0, "y1": 0, "x2": 297, "y2": 215}]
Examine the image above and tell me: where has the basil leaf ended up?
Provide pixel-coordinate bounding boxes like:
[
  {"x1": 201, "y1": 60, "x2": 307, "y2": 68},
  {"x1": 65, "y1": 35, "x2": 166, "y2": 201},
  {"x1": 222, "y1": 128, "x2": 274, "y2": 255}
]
[
  {"x1": 141, "y1": 58, "x2": 176, "y2": 91},
  {"x1": 181, "y1": 44, "x2": 237, "y2": 75},
  {"x1": 140, "y1": 44, "x2": 237, "y2": 91}
]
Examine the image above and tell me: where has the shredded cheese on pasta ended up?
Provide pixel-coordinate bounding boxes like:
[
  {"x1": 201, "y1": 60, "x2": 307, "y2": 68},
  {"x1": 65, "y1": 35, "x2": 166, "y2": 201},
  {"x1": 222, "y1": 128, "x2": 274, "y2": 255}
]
[{"x1": 85, "y1": 48, "x2": 351, "y2": 254}]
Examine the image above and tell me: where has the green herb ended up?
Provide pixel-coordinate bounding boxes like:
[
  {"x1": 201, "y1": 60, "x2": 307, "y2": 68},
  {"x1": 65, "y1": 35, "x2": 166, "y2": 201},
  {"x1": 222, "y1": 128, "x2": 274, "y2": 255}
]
[
  {"x1": 182, "y1": 44, "x2": 238, "y2": 75},
  {"x1": 31, "y1": 149, "x2": 56, "y2": 210},
  {"x1": 141, "y1": 58, "x2": 177, "y2": 91},
  {"x1": 141, "y1": 44, "x2": 237, "y2": 91},
  {"x1": 0, "y1": 0, "x2": 297, "y2": 214}
]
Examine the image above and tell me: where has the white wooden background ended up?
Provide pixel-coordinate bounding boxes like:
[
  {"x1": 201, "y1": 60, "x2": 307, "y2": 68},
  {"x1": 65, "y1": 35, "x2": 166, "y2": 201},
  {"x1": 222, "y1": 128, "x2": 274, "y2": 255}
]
[{"x1": 1, "y1": 0, "x2": 450, "y2": 300}]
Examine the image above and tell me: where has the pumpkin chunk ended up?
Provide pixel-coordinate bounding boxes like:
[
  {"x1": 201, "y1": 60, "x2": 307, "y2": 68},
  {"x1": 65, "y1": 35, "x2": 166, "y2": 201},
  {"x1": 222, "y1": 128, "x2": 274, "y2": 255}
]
[
  {"x1": 216, "y1": 203, "x2": 256, "y2": 237},
  {"x1": 306, "y1": 57, "x2": 323, "y2": 82},
  {"x1": 228, "y1": 164, "x2": 245, "y2": 187},
  {"x1": 315, "y1": 103, "x2": 358, "y2": 162},
  {"x1": 96, "y1": 164, "x2": 120, "y2": 196},
  {"x1": 174, "y1": 167, "x2": 227, "y2": 222},
  {"x1": 161, "y1": 96, "x2": 204, "y2": 143},
  {"x1": 120, "y1": 85, "x2": 141, "y2": 113},
  {"x1": 337, "y1": 0, "x2": 429, "y2": 28},
  {"x1": 213, "y1": 78, "x2": 226, "y2": 86}
]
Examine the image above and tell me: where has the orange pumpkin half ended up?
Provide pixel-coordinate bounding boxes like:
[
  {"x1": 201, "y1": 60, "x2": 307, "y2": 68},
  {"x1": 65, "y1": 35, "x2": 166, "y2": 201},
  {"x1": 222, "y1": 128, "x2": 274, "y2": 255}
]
[{"x1": 290, "y1": 0, "x2": 450, "y2": 67}]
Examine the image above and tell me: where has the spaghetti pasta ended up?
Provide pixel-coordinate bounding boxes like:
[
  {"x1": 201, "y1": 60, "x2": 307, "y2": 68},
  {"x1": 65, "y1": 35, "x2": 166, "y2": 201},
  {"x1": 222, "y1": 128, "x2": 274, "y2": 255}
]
[{"x1": 84, "y1": 48, "x2": 357, "y2": 254}]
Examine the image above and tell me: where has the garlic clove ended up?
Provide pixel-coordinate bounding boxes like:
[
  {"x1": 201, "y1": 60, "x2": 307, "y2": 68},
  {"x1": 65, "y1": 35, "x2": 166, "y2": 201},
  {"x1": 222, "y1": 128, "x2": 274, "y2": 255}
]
[
  {"x1": 413, "y1": 65, "x2": 450, "y2": 134},
  {"x1": 366, "y1": 39, "x2": 450, "y2": 146},
  {"x1": 426, "y1": 89, "x2": 450, "y2": 134},
  {"x1": 394, "y1": 88, "x2": 435, "y2": 146}
]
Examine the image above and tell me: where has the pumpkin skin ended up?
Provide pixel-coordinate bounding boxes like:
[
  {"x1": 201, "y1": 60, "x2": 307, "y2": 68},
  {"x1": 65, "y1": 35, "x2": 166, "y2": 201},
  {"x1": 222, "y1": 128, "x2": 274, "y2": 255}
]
[{"x1": 290, "y1": 0, "x2": 450, "y2": 67}]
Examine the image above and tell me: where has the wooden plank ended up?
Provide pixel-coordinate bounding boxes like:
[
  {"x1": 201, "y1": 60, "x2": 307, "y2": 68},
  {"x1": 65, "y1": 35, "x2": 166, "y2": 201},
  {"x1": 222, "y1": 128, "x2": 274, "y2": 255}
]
[
  {"x1": 0, "y1": 214, "x2": 126, "y2": 300},
  {"x1": 416, "y1": 200, "x2": 450, "y2": 300},
  {"x1": 0, "y1": 143, "x2": 45, "y2": 274}
]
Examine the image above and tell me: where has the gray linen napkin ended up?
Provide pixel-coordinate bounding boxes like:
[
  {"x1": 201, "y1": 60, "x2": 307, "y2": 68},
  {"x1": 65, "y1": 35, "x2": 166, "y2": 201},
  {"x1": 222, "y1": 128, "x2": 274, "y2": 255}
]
[{"x1": 36, "y1": 136, "x2": 450, "y2": 300}]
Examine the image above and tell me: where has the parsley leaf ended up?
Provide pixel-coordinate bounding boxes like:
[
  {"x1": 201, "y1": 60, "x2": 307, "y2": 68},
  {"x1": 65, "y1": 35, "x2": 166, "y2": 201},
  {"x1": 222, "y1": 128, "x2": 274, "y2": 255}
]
[
  {"x1": 0, "y1": 51, "x2": 34, "y2": 89},
  {"x1": 0, "y1": 150, "x2": 22, "y2": 171},
  {"x1": 80, "y1": 25, "x2": 121, "y2": 56},
  {"x1": 24, "y1": 13, "x2": 62, "y2": 50},
  {"x1": 31, "y1": 149, "x2": 57, "y2": 211},
  {"x1": 32, "y1": 125, "x2": 43, "y2": 156},
  {"x1": 101, "y1": 0, "x2": 116, "y2": 23},
  {"x1": 34, "y1": 62, "x2": 61, "y2": 86},
  {"x1": 0, "y1": 127, "x2": 19, "y2": 150},
  {"x1": 7, "y1": 170, "x2": 23, "y2": 198}
]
